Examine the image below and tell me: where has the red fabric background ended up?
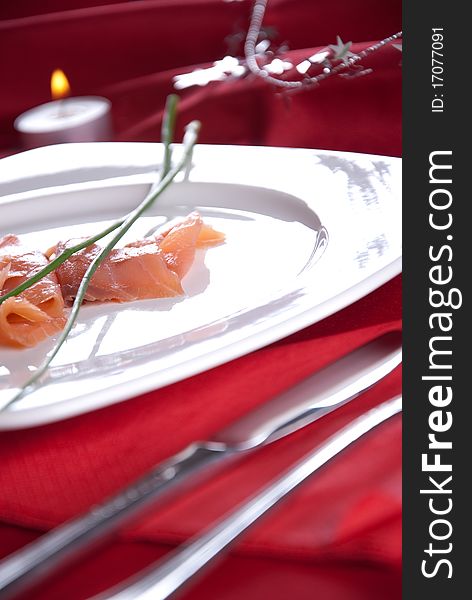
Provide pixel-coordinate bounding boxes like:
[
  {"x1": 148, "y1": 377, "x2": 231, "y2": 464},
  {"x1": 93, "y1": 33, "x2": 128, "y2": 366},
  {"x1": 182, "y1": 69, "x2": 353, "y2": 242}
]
[
  {"x1": 0, "y1": 0, "x2": 401, "y2": 156},
  {"x1": 0, "y1": 1, "x2": 402, "y2": 599}
]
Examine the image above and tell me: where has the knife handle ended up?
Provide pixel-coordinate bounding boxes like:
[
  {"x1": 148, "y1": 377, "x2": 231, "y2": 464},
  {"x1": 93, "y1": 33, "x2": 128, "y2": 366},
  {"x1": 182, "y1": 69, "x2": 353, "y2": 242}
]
[{"x1": 0, "y1": 443, "x2": 229, "y2": 599}]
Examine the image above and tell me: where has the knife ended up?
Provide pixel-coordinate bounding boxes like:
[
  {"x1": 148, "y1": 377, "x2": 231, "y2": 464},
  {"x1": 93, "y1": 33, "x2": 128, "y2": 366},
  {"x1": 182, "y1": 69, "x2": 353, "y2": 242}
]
[
  {"x1": 0, "y1": 331, "x2": 401, "y2": 598},
  {"x1": 96, "y1": 396, "x2": 402, "y2": 600}
]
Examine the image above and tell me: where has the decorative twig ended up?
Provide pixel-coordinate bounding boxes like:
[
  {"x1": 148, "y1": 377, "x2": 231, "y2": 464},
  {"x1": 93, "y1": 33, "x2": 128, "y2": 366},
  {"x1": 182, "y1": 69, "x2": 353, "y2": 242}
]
[
  {"x1": 244, "y1": 0, "x2": 402, "y2": 89},
  {"x1": 4, "y1": 119, "x2": 200, "y2": 410},
  {"x1": 172, "y1": 0, "x2": 402, "y2": 92}
]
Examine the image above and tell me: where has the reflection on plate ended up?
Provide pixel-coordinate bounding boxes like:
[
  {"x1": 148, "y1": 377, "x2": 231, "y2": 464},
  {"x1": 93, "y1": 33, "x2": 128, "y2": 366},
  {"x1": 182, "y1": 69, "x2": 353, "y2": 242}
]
[{"x1": 0, "y1": 143, "x2": 401, "y2": 428}]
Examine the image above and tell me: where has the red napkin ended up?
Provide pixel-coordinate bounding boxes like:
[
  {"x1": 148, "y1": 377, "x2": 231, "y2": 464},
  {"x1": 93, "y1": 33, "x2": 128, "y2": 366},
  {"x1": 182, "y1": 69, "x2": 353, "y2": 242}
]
[{"x1": 0, "y1": 2, "x2": 401, "y2": 598}]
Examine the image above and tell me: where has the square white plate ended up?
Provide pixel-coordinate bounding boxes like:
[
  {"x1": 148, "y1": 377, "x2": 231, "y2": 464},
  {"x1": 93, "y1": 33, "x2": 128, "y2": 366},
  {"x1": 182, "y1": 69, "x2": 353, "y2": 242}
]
[{"x1": 0, "y1": 143, "x2": 401, "y2": 429}]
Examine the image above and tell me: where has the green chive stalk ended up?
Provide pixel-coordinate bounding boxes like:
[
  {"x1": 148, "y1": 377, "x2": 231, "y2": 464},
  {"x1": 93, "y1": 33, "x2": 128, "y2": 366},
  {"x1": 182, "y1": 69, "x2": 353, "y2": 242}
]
[{"x1": 160, "y1": 94, "x2": 179, "y2": 180}]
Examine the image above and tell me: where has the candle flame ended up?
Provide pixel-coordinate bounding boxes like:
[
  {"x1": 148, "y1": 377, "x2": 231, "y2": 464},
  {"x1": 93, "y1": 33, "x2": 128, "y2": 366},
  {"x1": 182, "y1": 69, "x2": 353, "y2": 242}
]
[{"x1": 51, "y1": 69, "x2": 71, "y2": 100}]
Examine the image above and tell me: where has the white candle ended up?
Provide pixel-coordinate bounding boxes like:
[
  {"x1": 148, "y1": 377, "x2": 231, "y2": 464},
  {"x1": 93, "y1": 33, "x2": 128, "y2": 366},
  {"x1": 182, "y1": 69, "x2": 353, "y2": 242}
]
[{"x1": 14, "y1": 96, "x2": 113, "y2": 150}]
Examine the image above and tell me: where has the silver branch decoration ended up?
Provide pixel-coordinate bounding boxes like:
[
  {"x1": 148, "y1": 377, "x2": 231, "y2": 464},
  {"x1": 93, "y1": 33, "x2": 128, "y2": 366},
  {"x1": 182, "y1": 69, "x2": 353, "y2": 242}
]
[{"x1": 174, "y1": 0, "x2": 402, "y2": 92}]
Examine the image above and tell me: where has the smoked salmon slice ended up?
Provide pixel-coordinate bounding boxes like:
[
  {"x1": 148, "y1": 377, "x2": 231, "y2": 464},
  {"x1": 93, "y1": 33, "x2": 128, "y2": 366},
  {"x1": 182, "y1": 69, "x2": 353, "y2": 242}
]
[
  {"x1": 1, "y1": 213, "x2": 224, "y2": 347},
  {"x1": 196, "y1": 223, "x2": 226, "y2": 248},
  {"x1": 136, "y1": 212, "x2": 225, "y2": 275},
  {"x1": 160, "y1": 213, "x2": 225, "y2": 276},
  {"x1": 52, "y1": 240, "x2": 184, "y2": 304},
  {"x1": 159, "y1": 212, "x2": 203, "y2": 278},
  {"x1": 0, "y1": 235, "x2": 66, "y2": 348},
  {"x1": 51, "y1": 212, "x2": 224, "y2": 304}
]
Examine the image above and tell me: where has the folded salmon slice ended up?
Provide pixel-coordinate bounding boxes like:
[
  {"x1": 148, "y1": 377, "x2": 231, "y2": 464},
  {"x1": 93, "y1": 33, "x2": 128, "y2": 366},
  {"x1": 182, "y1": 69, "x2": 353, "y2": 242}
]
[
  {"x1": 52, "y1": 213, "x2": 224, "y2": 304},
  {"x1": 196, "y1": 223, "x2": 226, "y2": 248},
  {"x1": 0, "y1": 235, "x2": 66, "y2": 348},
  {"x1": 159, "y1": 211, "x2": 204, "y2": 278},
  {"x1": 53, "y1": 240, "x2": 184, "y2": 304},
  {"x1": 130, "y1": 212, "x2": 225, "y2": 276},
  {"x1": 160, "y1": 213, "x2": 225, "y2": 277},
  {"x1": 0, "y1": 214, "x2": 224, "y2": 347}
]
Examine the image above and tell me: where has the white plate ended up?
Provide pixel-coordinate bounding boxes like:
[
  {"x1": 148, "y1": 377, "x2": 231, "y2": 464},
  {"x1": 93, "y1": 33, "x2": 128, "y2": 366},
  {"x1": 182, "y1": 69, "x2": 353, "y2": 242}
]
[{"x1": 0, "y1": 143, "x2": 401, "y2": 429}]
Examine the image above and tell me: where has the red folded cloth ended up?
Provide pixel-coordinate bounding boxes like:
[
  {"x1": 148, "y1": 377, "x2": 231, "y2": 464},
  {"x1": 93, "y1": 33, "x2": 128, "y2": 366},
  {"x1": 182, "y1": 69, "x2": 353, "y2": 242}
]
[
  {"x1": 0, "y1": 2, "x2": 401, "y2": 598},
  {"x1": 0, "y1": 0, "x2": 401, "y2": 157}
]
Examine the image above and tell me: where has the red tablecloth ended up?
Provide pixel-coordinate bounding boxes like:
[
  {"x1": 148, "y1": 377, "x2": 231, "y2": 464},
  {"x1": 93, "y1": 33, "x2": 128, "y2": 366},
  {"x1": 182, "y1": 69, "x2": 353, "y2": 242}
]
[{"x1": 0, "y1": 1, "x2": 402, "y2": 599}]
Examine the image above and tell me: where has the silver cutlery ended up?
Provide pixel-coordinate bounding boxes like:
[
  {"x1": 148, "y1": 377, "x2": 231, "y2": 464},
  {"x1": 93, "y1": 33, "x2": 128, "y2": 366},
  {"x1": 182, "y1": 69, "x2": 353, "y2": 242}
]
[
  {"x1": 96, "y1": 395, "x2": 402, "y2": 600},
  {"x1": 0, "y1": 331, "x2": 401, "y2": 598}
]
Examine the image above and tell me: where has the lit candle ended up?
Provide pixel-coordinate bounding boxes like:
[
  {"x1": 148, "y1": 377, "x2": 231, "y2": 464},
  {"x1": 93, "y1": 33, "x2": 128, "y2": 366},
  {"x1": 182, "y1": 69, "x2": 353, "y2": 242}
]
[{"x1": 14, "y1": 70, "x2": 113, "y2": 149}]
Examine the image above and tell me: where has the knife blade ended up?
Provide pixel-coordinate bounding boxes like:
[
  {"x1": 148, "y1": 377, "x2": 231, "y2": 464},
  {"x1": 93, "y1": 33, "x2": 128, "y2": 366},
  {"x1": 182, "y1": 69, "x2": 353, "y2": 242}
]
[{"x1": 0, "y1": 331, "x2": 401, "y2": 598}]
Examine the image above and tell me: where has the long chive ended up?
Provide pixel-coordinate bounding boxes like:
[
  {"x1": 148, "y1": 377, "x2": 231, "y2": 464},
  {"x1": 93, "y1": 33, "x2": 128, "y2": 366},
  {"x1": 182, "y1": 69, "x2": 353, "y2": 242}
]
[
  {"x1": 0, "y1": 96, "x2": 181, "y2": 308},
  {"x1": 160, "y1": 94, "x2": 179, "y2": 180},
  {"x1": 184, "y1": 142, "x2": 195, "y2": 182},
  {"x1": 4, "y1": 120, "x2": 201, "y2": 409}
]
